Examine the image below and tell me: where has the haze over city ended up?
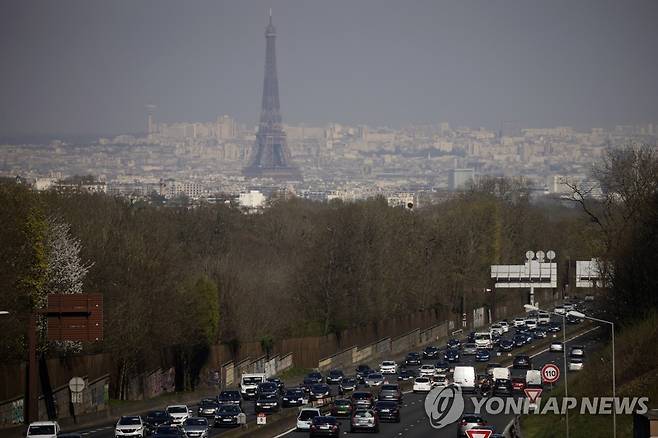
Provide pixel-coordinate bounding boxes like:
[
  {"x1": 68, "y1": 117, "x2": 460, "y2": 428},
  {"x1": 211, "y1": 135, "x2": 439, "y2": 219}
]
[{"x1": 2, "y1": 0, "x2": 658, "y2": 137}]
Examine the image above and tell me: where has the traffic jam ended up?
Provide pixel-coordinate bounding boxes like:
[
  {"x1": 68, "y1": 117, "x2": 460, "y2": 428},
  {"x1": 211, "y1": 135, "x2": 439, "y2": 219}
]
[{"x1": 39, "y1": 301, "x2": 594, "y2": 438}]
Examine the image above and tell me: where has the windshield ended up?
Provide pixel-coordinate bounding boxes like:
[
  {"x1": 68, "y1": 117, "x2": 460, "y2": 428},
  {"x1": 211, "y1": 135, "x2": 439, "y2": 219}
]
[
  {"x1": 243, "y1": 377, "x2": 263, "y2": 385},
  {"x1": 415, "y1": 377, "x2": 429, "y2": 382},
  {"x1": 367, "y1": 373, "x2": 383, "y2": 379},
  {"x1": 184, "y1": 418, "x2": 207, "y2": 426},
  {"x1": 167, "y1": 406, "x2": 187, "y2": 413},
  {"x1": 147, "y1": 411, "x2": 168, "y2": 419},
  {"x1": 219, "y1": 391, "x2": 240, "y2": 399},
  {"x1": 352, "y1": 392, "x2": 371, "y2": 399},
  {"x1": 219, "y1": 405, "x2": 240, "y2": 413},
  {"x1": 259, "y1": 383, "x2": 277, "y2": 391},
  {"x1": 299, "y1": 410, "x2": 319, "y2": 420},
  {"x1": 286, "y1": 389, "x2": 303, "y2": 396},
  {"x1": 334, "y1": 399, "x2": 350, "y2": 406},
  {"x1": 28, "y1": 426, "x2": 55, "y2": 435},
  {"x1": 475, "y1": 333, "x2": 491, "y2": 340},
  {"x1": 119, "y1": 417, "x2": 141, "y2": 425},
  {"x1": 382, "y1": 361, "x2": 395, "y2": 366}
]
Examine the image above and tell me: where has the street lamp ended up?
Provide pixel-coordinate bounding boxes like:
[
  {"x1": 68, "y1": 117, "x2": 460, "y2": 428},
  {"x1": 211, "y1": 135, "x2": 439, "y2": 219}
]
[
  {"x1": 524, "y1": 303, "x2": 570, "y2": 438},
  {"x1": 567, "y1": 310, "x2": 616, "y2": 438}
]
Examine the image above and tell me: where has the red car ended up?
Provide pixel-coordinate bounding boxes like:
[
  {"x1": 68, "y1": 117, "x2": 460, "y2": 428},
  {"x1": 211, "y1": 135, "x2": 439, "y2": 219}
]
[{"x1": 511, "y1": 377, "x2": 526, "y2": 392}]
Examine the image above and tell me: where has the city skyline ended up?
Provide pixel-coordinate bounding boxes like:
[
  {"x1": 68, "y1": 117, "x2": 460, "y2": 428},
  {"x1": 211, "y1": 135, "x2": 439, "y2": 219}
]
[{"x1": 1, "y1": 0, "x2": 658, "y2": 138}]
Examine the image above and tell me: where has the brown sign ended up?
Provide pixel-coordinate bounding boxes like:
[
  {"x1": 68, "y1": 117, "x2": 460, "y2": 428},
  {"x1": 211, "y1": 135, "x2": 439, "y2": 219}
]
[{"x1": 46, "y1": 293, "x2": 103, "y2": 341}]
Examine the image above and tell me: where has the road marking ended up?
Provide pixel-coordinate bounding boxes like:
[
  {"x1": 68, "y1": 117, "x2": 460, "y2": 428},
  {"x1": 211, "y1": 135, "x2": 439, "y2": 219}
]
[{"x1": 272, "y1": 426, "x2": 297, "y2": 438}]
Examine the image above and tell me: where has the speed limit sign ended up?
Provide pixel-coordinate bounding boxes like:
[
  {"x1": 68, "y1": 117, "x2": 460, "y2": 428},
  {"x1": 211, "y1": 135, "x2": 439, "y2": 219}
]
[{"x1": 541, "y1": 363, "x2": 560, "y2": 383}]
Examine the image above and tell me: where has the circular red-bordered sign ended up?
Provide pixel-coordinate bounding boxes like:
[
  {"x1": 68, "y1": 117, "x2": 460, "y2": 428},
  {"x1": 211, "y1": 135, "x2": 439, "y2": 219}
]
[{"x1": 541, "y1": 363, "x2": 560, "y2": 383}]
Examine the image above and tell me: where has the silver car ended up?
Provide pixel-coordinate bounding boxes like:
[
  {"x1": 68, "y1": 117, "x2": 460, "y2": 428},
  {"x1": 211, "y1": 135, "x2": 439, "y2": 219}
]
[
  {"x1": 364, "y1": 373, "x2": 385, "y2": 387},
  {"x1": 462, "y1": 343, "x2": 478, "y2": 355},
  {"x1": 181, "y1": 417, "x2": 209, "y2": 438},
  {"x1": 457, "y1": 414, "x2": 489, "y2": 437},
  {"x1": 550, "y1": 342, "x2": 563, "y2": 352}
]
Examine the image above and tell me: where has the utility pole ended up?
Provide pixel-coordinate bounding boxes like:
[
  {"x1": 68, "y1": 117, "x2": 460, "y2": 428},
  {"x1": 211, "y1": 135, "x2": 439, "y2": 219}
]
[{"x1": 27, "y1": 313, "x2": 38, "y2": 422}]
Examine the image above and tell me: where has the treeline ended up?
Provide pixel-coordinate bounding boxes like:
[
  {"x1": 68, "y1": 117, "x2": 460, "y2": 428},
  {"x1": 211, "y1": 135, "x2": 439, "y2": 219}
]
[{"x1": 0, "y1": 175, "x2": 597, "y2": 392}]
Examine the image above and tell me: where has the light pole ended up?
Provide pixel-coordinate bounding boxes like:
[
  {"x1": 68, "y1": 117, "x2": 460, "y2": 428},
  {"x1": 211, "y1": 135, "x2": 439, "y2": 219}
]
[
  {"x1": 568, "y1": 310, "x2": 615, "y2": 438},
  {"x1": 524, "y1": 304, "x2": 569, "y2": 438}
]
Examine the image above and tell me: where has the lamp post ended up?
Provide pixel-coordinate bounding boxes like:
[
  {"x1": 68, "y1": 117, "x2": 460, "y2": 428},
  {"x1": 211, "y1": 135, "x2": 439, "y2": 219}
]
[
  {"x1": 567, "y1": 310, "x2": 616, "y2": 438},
  {"x1": 524, "y1": 304, "x2": 570, "y2": 438}
]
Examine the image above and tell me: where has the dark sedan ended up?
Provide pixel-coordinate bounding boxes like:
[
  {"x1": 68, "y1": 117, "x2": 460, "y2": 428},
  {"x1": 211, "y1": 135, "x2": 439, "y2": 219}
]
[
  {"x1": 310, "y1": 416, "x2": 340, "y2": 437},
  {"x1": 144, "y1": 410, "x2": 173, "y2": 434},
  {"x1": 499, "y1": 339, "x2": 515, "y2": 352},
  {"x1": 447, "y1": 338, "x2": 462, "y2": 349},
  {"x1": 153, "y1": 425, "x2": 185, "y2": 438},
  {"x1": 373, "y1": 400, "x2": 400, "y2": 422},
  {"x1": 444, "y1": 349, "x2": 460, "y2": 362},
  {"x1": 197, "y1": 399, "x2": 219, "y2": 418},
  {"x1": 282, "y1": 388, "x2": 307, "y2": 407},
  {"x1": 306, "y1": 371, "x2": 324, "y2": 384},
  {"x1": 339, "y1": 377, "x2": 358, "y2": 394},
  {"x1": 214, "y1": 404, "x2": 242, "y2": 427},
  {"x1": 405, "y1": 352, "x2": 422, "y2": 366},
  {"x1": 512, "y1": 355, "x2": 532, "y2": 370},
  {"x1": 423, "y1": 346, "x2": 440, "y2": 359},
  {"x1": 493, "y1": 378, "x2": 513, "y2": 397},
  {"x1": 355, "y1": 365, "x2": 373, "y2": 383},
  {"x1": 475, "y1": 349, "x2": 491, "y2": 362},
  {"x1": 254, "y1": 396, "x2": 279, "y2": 413},
  {"x1": 397, "y1": 369, "x2": 417, "y2": 381},
  {"x1": 325, "y1": 369, "x2": 345, "y2": 384},
  {"x1": 217, "y1": 390, "x2": 241, "y2": 407},
  {"x1": 310, "y1": 383, "x2": 331, "y2": 401}
]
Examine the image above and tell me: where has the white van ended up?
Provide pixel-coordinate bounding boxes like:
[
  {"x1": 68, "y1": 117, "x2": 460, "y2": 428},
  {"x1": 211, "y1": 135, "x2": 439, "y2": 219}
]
[
  {"x1": 537, "y1": 312, "x2": 551, "y2": 324},
  {"x1": 474, "y1": 332, "x2": 493, "y2": 349},
  {"x1": 26, "y1": 421, "x2": 60, "y2": 438},
  {"x1": 491, "y1": 367, "x2": 511, "y2": 381},
  {"x1": 452, "y1": 366, "x2": 476, "y2": 392},
  {"x1": 240, "y1": 373, "x2": 267, "y2": 399},
  {"x1": 525, "y1": 370, "x2": 542, "y2": 386}
]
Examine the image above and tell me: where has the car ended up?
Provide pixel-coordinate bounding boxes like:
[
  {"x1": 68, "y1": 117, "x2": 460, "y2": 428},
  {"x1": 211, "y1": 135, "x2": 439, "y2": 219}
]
[
  {"x1": 379, "y1": 360, "x2": 398, "y2": 374},
  {"x1": 413, "y1": 377, "x2": 433, "y2": 392},
  {"x1": 532, "y1": 329, "x2": 547, "y2": 339},
  {"x1": 325, "y1": 369, "x2": 345, "y2": 384},
  {"x1": 330, "y1": 399, "x2": 353, "y2": 417},
  {"x1": 513, "y1": 334, "x2": 526, "y2": 347},
  {"x1": 516, "y1": 330, "x2": 533, "y2": 343},
  {"x1": 351, "y1": 391, "x2": 374, "y2": 408},
  {"x1": 493, "y1": 378, "x2": 513, "y2": 396},
  {"x1": 339, "y1": 377, "x2": 358, "y2": 394},
  {"x1": 554, "y1": 306, "x2": 566, "y2": 315},
  {"x1": 310, "y1": 383, "x2": 331, "y2": 401},
  {"x1": 256, "y1": 382, "x2": 279, "y2": 399},
  {"x1": 266, "y1": 377, "x2": 285, "y2": 393},
  {"x1": 217, "y1": 390, "x2": 241, "y2": 407},
  {"x1": 547, "y1": 322, "x2": 562, "y2": 333},
  {"x1": 525, "y1": 319, "x2": 538, "y2": 330},
  {"x1": 152, "y1": 425, "x2": 185, "y2": 438},
  {"x1": 115, "y1": 416, "x2": 146, "y2": 438},
  {"x1": 569, "y1": 358, "x2": 584, "y2": 371},
  {"x1": 511, "y1": 377, "x2": 526, "y2": 392},
  {"x1": 374, "y1": 400, "x2": 400, "y2": 422},
  {"x1": 196, "y1": 399, "x2": 219, "y2": 418},
  {"x1": 444, "y1": 348, "x2": 460, "y2": 362},
  {"x1": 513, "y1": 355, "x2": 532, "y2": 369},
  {"x1": 458, "y1": 414, "x2": 489, "y2": 437},
  {"x1": 447, "y1": 338, "x2": 462, "y2": 349},
  {"x1": 350, "y1": 409, "x2": 380, "y2": 433},
  {"x1": 467, "y1": 331, "x2": 476, "y2": 343},
  {"x1": 474, "y1": 332, "x2": 493, "y2": 349},
  {"x1": 310, "y1": 416, "x2": 340, "y2": 437},
  {"x1": 435, "y1": 361, "x2": 450, "y2": 374},
  {"x1": 475, "y1": 349, "x2": 491, "y2": 362},
  {"x1": 498, "y1": 321, "x2": 510, "y2": 333},
  {"x1": 355, "y1": 365, "x2": 373, "y2": 383},
  {"x1": 423, "y1": 345, "x2": 440, "y2": 359},
  {"x1": 490, "y1": 324, "x2": 504, "y2": 336},
  {"x1": 491, "y1": 331, "x2": 501, "y2": 346},
  {"x1": 550, "y1": 342, "x2": 564, "y2": 352},
  {"x1": 570, "y1": 345, "x2": 585, "y2": 358},
  {"x1": 297, "y1": 408, "x2": 321, "y2": 431},
  {"x1": 255, "y1": 396, "x2": 279, "y2": 413},
  {"x1": 364, "y1": 372, "x2": 385, "y2": 387},
  {"x1": 165, "y1": 405, "x2": 190, "y2": 425},
  {"x1": 282, "y1": 388, "x2": 307, "y2": 407},
  {"x1": 499, "y1": 339, "x2": 514, "y2": 352},
  {"x1": 462, "y1": 343, "x2": 478, "y2": 355},
  {"x1": 306, "y1": 371, "x2": 324, "y2": 384},
  {"x1": 432, "y1": 374, "x2": 449, "y2": 387},
  {"x1": 213, "y1": 404, "x2": 242, "y2": 427},
  {"x1": 513, "y1": 317, "x2": 526, "y2": 328},
  {"x1": 301, "y1": 377, "x2": 315, "y2": 394},
  {"x1": 419, "y1": 364, "x2": 436, "y2": 377},
  {"x1": 378, "y1": 384, "x2": 402, "y2": 403},
  {"x1": 144, "y1": 411, "x2": 173, "y2": 434},
  {"x1": 405, "y1": 352, "x2": 422, "y2": 366},
  {"x1": 397, "y1": 369, "x2": 417, "y2": 381},
  {"x1": 181, "y1": 417, "x2": 209, "y2": 438},
  {"x1": 26, "y1": 421, "x2": 60, "y2": 438}
]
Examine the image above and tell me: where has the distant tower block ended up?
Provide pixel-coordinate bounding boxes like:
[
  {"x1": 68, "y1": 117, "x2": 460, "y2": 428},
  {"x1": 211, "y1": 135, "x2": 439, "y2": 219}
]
[
  {"x1": 146, "y1": 104, "x2": 157, "y2": 134},
  {"x1": 243, "y1": 11, "x2": 302, "y2": 181}
]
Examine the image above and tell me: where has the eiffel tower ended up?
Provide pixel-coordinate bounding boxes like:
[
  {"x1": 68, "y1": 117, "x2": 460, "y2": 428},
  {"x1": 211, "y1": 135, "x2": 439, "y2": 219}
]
[{"x1": 243, "y1": 11, "x2": 302, "y2": 181}]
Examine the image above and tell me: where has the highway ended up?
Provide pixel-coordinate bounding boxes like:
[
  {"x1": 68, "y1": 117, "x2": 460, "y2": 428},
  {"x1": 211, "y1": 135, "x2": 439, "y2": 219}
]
[{"x1": 68, "y1": 315, "x2": 601, "y2": 438}]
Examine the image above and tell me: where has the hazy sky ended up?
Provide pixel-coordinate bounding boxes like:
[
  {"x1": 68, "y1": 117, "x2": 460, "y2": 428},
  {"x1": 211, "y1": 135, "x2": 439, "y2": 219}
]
[{"x1": 1, "y1": 0, "x2": 657, "y2": 137}]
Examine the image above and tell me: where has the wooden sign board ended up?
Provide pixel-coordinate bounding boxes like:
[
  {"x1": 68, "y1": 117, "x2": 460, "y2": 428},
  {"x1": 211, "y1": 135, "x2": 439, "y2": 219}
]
[{"x1": 46, "y1": 293, "x2": 103, "y2": 342}]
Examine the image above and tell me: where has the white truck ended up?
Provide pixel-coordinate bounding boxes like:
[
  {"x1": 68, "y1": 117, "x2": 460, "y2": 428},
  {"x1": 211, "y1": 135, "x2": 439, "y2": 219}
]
[
  {"x1": 490, "y1": 367, "x2": 511, "y2": 381},
  {"x1": 240, "y1": 373, "x2": 267, "y2": 400},
  {"x1": 452, "y1": 366, "x2": 476, "y2": 392}
]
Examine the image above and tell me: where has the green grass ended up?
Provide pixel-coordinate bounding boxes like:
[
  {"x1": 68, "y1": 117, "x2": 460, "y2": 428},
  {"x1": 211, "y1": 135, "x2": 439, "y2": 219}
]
[
  {"x1": 276, "y1": 366, "x2": 312, "y2": 381},
  {"x1": 521, "y1": 311, "x2": 658, "y2": 437}
]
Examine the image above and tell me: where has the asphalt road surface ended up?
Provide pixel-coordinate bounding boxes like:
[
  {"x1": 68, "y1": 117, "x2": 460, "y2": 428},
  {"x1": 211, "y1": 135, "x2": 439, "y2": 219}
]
[{"x1": 68, "y1": 317, "x2": 602, "y2": 438}]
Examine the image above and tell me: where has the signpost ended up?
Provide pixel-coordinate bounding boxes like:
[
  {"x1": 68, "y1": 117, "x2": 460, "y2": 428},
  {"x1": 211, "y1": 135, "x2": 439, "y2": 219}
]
[
  {"x1": 524, "y1": 387, "x2": 543, "y2": 403},
  {"x1": 25, "y1": 294, "x2": 103, "y2": 424},
  {"x1": 256, "y1": 413, "x2": 266, "y2": 425},
  {"x1": 541, "y1": 363, "x2": 560, "y2": 384},
  {"x1": 69, "y1": 377, "x2": 85, "y2": 404}
]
